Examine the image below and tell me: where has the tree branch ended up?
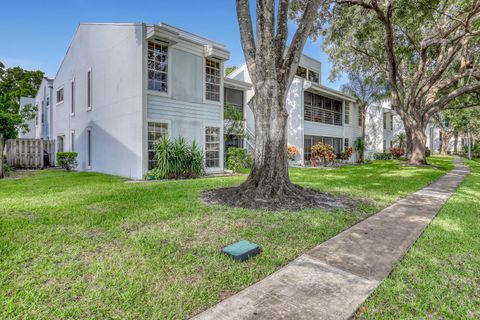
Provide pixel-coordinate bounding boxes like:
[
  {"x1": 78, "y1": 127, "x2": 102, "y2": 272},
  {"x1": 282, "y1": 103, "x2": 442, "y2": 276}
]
[
  {"x1": 236, "y1": 0, "x2": 257, "y2": 84},
  {"x1": 275, "y1": 0, "x2": 289, "y2": 68}
]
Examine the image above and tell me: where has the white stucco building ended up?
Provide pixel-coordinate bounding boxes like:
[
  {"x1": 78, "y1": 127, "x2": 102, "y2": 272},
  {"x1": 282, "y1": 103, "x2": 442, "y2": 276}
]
[
  {"x1": 228, "y1": 55, "x2": 363, "y2": 165},
  {"x1": 49, "y1": 22, "x2": 252, "y2": 179}
]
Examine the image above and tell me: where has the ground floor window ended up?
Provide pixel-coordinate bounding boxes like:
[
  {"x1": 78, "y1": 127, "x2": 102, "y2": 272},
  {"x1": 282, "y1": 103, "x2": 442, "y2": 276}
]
[
  {"x1": 383, "y1": 140, "x2": 387, "y2": 152},
  {"x1": 304, "y1": 135, "x2": 343, "y2": 160},
  {"x1": 344, "y1": 138, "x2": 349, "y2": 150},
  {"x1": 86, "y1": 128, "x2": 92, "y2": 168},
  {"x1": 205, "y1": 126, "x2": 220, "y2": 168},
  {"x1": 148, "y1": 122, "x2": 169, "y2": 170},
  {"x1": 71, "y1": 131, "x2": 75, "y2": 152},
  {"x1": 57, "y1": 135, "x2": 64, "y2": 152}
]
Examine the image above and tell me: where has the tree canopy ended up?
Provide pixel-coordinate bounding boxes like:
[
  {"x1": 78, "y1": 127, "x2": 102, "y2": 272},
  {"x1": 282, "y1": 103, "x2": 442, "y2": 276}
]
[{"x1": 0, "y1": 62, "x2": 43, "y2": 139}]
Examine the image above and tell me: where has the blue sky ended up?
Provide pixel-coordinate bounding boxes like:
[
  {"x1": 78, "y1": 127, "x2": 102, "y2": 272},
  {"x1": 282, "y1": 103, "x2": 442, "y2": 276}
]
[{"x1": 0, "y1": 0, "x2": 346, "y2": 89}]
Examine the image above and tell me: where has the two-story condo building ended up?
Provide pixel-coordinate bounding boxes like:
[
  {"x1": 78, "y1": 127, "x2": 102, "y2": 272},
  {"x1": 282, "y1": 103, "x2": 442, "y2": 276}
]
[
  {"x1": 52, "y1": 22, "x2": 251, "y2": 179},
  {"x1": 228, "y1": 56, "x2": 363, "y2": 164}
]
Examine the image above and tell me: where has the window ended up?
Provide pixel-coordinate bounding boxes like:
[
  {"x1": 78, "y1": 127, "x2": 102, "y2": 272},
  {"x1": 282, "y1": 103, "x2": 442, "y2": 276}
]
[
  {"x1": 87, "y1": 70, "x2": 92, "y2": 110},
  {"x1": 358, "y1": 109, "x2": 363, "y2": 127},
  {"x1": 383, "y1": 113, "x2": 387, "y2": 130},
  {"x1": 390, "y1": 140, "x2": 393, "y2": 150},
  {"x1": 390, "y1": 114, "x2": 394, "y2": 130},
  {"x1": 56, "y1": 88, "x2": 64, "y2": 104},
  {"x1": 344, "y1": 138, "x2": 350, "y2": 150},
  {"x1": 205, "y1": 59, "x2": 221, "y2": 101},
  {"x1": 224, "y1": 87, "x2": 244, "y2": 115},
  {"x1": 304, "y1": 135, "x2": 343, "y2": 160},
  {"x1": 205, "y1": 126, "x2": 220, "y2": 168},
  {"x1": 86, "y1": 128, "x2": 92, "y2": 168},
  {"x1": 57, "y1": 136, "x2": 64, "y2": 152},
  {"x1": 46, "y1": 97, "x2": 49, "y2": 106},
  {"x1": 147, "y1": 122, "x2": 169, "y2": 170},
  {"x1": 71, "y1": 131, "x2": 75, "y2": 152},
  {"x1": 296, "y1": 66, "x2": 307, "y2": 78},
  {"x1": 147, "y1": 41, "x2": 168, "y2": 92},
  {"x1": 383, "y1": 139, "x2": 386, "y2": 152},
  {"x1": 71, "y1": 80, "x2": 75, "y2": 115},
  {"x1": 308, "y1": 70, "x2": 319, "y2": 83},
  {"x1": 344, "y1": 104, "x2": 350, "y2": 125},
  {"x1": 304, "y1": 92, "x2": 343, "y2": 126},
  {"x1": 41, "y1": 100, "x2": 44, "y2": 124}
]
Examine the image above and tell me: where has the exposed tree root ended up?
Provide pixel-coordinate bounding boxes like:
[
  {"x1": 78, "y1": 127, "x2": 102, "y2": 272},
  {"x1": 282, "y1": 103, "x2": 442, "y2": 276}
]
[{"x1": 202, "y1": 183, "x2": 355, "y2": 212}]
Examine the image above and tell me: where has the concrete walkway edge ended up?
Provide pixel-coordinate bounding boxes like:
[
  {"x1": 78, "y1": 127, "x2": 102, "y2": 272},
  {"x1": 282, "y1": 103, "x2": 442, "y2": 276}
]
[{"x1": 193, "y1": 157, "x2": 470, "y2": 320}]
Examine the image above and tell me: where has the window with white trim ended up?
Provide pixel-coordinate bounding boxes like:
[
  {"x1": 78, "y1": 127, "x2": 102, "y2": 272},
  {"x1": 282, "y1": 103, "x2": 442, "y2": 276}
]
[
  {"x1": 205, "y1": 126, "x2": 220, "y2": 168},
  {"x1": 205, "y1": 59, "x2": 221, "y2": 101},
  {"x1": 56, "y1": 88, "x2": 64, "y2": 104},
  {"x1": 358, "y1": 109, "x2": 363, "y2": 127},
  {"x1": 71, "y1": 130, "x2": 75, "y2": 152},
  {"x1": 344, "y1": 104, "x2": 350, "y2": 125},
  {"x1": 308, "y1": 70, "x2": 319, "y2": 83},
  {"x1": 71, "y1": 80, "x2": 75, "y2": 115},
  {"x1": 87, "y1": 70, "x2": 92, "y2": 110},
  {"x1": 383, "y1": 139, "x2": 386, "y2": 152},
  {"x1": 86, "y1": 128, "x2": 92, "y2": 168},
  {"x1": 147, "y1": 42, "x2": 168, "y2": 92},
  {"x1": 344, "y1": 138, "x2": 349, "y2": 150},
  {"x1": 147, "y1": 122, "x2": 169, "y2": 170},
  {"x1": 57, "y1": 135, "x2": 64, "y2": 152},
  {"x1": 383, "y1": 113, "x2": 387, "y2": 130},
  {"x1": 390, "y1": 114, "x2": 394, "y2": 130}
]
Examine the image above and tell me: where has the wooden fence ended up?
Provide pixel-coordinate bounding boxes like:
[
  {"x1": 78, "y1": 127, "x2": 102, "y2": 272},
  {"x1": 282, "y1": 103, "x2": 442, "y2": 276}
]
[{"x1": 6, "y1": 139, "x2": 55, "y2": 169}]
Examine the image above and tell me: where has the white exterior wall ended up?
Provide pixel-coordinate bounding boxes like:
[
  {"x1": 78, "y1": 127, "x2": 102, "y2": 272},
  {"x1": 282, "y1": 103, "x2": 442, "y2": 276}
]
[
  {"x1": 33, "y1": 78, "x2": 54, "y2": 139},
  {"x1": 53, "y1": 23, "x2": 144, "y2": 178},
  {"x1": 18, "y1": 97, "x2": 36, "y2": 138}
]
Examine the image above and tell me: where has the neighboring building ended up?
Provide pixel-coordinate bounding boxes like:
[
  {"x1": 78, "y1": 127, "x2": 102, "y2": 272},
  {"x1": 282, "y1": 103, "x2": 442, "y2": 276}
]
[
  {"x1": 51, "y1": 22, "x2": 250, "y2": 179},
  {"x1": 34, "y1": 78, "x2": 54, "y2": 140},
  {"x1": 18, "y1": 97, "x2": 36, "y2": 138},
  {"x1": 365, "y1": 101, "x2": 403, "y2": 158},
  {"x1": 228, "y1": 55, "x2": 363, "y2": 165}
]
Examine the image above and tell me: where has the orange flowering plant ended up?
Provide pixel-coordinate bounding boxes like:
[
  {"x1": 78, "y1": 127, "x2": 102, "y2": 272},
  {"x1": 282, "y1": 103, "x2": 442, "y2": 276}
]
[
  {"x1": 287, "y1": 145, "x2": 299, "y2": 161},
  {"x1": 311, "y1": 143, "x2": 336, "y2": 167}
]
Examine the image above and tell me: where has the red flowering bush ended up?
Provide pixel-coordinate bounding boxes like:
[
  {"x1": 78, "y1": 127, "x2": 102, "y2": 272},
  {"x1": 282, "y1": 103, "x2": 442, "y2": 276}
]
[
  {"x1": 311, "y1": 143, "x2": 336, "y2": 166},
  {"x1": 338, "y1": 147, "x2": 353, "y2": 161},
  {"x1": 391, "y1": 147, "x2": 405, "y2": 159}
]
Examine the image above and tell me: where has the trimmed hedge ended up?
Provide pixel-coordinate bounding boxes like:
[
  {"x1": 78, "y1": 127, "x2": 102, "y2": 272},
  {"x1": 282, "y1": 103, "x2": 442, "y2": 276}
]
[
  {"x1": 373, "y1": 152, "x2": 392, "y2": 160},
  {"x1": 56, "y1": 152, "x2": 78, "y2": 171}
]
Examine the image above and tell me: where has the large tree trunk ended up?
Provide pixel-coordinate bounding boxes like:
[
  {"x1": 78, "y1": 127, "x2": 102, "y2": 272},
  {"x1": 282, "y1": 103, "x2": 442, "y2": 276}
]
[
  {"x1": 0, "y1": 134, "x2": 4, "y2": 179},
  {"x1": 439, "y1": 131, "x2": 453, "y2": 155},
  {"x1": 404, "y1": 117, "x2": 428, "y2": 165},
  {"x1": 239, "y1": 81, "x2": 297, "y2": 197},
  {"x1": 453, "y1": 133, "x2": 458, "y2": 154}
]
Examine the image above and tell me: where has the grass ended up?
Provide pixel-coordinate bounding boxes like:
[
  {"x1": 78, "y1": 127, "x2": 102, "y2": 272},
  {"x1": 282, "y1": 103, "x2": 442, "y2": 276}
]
[
  {"x1": 0, "y1": 157, "x2": 453, "y2": 319},
  {"x1": 356, "y1": 158, "x2": 480, "y2": 319}
]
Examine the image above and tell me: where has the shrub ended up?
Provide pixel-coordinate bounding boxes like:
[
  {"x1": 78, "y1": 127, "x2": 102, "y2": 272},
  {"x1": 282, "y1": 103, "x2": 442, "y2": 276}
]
[
  {"x1": 425, "y1": 147, "x2": 431, "y2": 157},
  {"x1": 56, "y1": 152, "x2": 78, "y2": 171},
  {"x1": 390, "y1": 147, "x2": 405, "y2": 159},
  {"x1": 148, "y1": 136, "x2": 205, "y2": 179},
  {"x1": 373, "y1": 152, "x2": 392, "y2": 160},
  {"x1": 311, "y1": 143, "x2": 336, "y2": 166},
  {"x1": 287, "y1": 145, "x2": 299, "y2": 161},
  {"x1": 338, "y1": 147, "x2": 353, "y2": 161},
  {"x1": 226, "y1": 147, "x2": 252, "y2": 173}
]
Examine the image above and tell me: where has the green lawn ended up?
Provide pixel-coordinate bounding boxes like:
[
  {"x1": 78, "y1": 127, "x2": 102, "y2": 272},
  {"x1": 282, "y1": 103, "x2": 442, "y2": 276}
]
[
  {"x1": 356, "y1": 158, "x2": 480, "y2": 319},
  {"x1": 0, "y1": 157, "x2": 453, "y2": 319}
]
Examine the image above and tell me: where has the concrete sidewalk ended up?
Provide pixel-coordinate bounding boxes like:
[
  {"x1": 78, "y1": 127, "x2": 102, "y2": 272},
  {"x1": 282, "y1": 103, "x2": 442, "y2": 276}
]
[{"x1": 193, "y1": 157, "x2": 469, "y2": 320}]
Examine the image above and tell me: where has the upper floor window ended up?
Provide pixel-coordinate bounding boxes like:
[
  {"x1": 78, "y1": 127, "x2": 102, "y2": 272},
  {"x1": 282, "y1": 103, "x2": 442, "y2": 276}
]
[
  {"x1": 87, "y1": 70, "x2": 92, "y2": 110},
  {"x1": 46, "y1": 97, "x2": 49, "y2": 106},
  {"x1": 41, "y1": 100, "x2": 45, "y2": 124},
  {"x1": 304, "y1": 91, "x2": 342, "y2": 126},
  {"x1": 296, "y1": 66, "x2": 307, "y2": 78},
  {"x1": 296, "y1": 66, "x2": 320, "y2": 83},
  {"x1": 383, "y1": 113, "x2": 387, "y2": 130},
  {"x1": 148, "y1": 42, "x2": 168, "y2": 92},
  {"x1": 390, "y1": 114, "x2": 394, "y2": 130},
  {"x1": 358, "y1": 109, "x2": 363, "y2": 127},
  {"x1": 56, "y1": 88, "x2": 64, "y2": 104},
  {"x1": 308, "y1": 70, "x2": 319, "y2": 83},
  {"x1": 344, "y1": 104, "x2": 350, "y2": 125},
  {"x1": 71, "y1": 80, "x2": 75, "y2": 115},
  {"x1": 205, "y1": 59, "x2": 221, "y2": 102}
]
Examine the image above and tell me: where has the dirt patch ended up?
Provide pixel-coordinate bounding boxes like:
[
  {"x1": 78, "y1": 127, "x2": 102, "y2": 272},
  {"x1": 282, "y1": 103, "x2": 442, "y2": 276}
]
[{"x1": 202, "y1": 186, "x2": 356, "y2": 212}]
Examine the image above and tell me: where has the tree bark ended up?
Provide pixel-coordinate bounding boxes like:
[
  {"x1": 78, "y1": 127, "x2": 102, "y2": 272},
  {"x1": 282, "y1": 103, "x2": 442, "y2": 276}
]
[
  {"x1": 0, "y1": 134, "x2": 4, "y2": 179},
  {"x1": 453, "y1": 133, "x2": 458, "y2": 154},
  {"x1": 404, "y1": 116, "x2": 428, "y2": 165}
]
